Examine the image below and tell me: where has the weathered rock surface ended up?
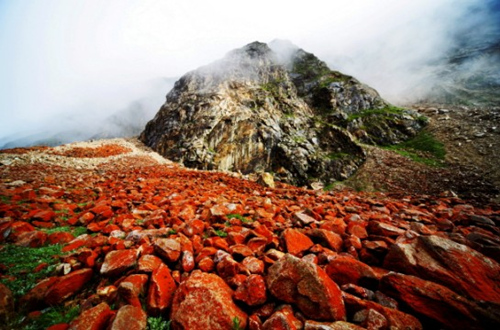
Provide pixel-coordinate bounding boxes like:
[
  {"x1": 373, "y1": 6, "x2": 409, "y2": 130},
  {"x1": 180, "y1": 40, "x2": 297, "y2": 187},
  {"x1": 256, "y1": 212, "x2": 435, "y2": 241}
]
[
  {"x1": 267, "y1": 254, "x2": 346, "y2": 321},
  {"x1": 140, "y1": 41, "x2": 425, "y2": 186},
  {"x1": 384, "y1": 235, "x2": 500, "y2": 303},
  {"x1": 170, "y1": 270, "x2": 248, "y2": 329}
]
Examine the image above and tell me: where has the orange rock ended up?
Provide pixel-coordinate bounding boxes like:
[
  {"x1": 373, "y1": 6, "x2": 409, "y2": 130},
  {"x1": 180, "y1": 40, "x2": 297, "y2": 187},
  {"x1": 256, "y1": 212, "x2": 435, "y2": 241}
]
[
  {"x1": 307, "y1": 229, "x2": 343, "y2": 252},
  {"x1": 181, "y1": 251, "x2": 195, "y2": 272},
  {"x1": 109, "y1": 305, "x2": 147, "y2": 330},
  {"x1": 45, "y1": 269, "x2": 93, "y2": 305},
  {"x1": 20, "y1": 277, "x2": 59, "y2": 311},
  {"x1": 282, "y1": 228, "x2": 313, "y2": 256},
  {"x1": 47, "y1": 232, "x2": 75, "y2": 245},
  {"x1": 147, "y1": 263, "x2": 176, "y2": 316},
  {"x1": 234, "y1": 274, "x2": 267, "y2": 306},
  {"x1": 262, "y1": 305, "x2": 302, "y2": 330},
  {"x1": 100, "y1": 249, "x2": 138, "y2": 277},
  {"x1": 267, "y1": 254, "x2": 346, "y2": 321},
  {"x1": 153, "y1": 238, "x2": 181, "y2": 263},
  {"x1": 14, "y1": 230, "x2": 47, "y2": 247},
  {"x1": 242, "y1": 256, "x2": 265, "y2": 274},
  {"x1": 325, "y1": 255, "x2": 378, "y2": 287},
  {"x1": 137, "y1": 254, "x2": 163, "y2": 273},
  {"x1": 68, "y1": 302, "x2": 113, "y2": 330},
  {"x1": 171, "y1": 270, "x2": 247, "y2": 329},
  {"x1": 198, "y1": 257, "x2": 215, "y2": 272}
]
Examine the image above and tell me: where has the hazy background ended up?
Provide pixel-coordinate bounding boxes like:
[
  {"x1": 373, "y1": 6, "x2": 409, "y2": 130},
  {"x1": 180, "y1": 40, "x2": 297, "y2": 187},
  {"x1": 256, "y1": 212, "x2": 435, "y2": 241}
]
[{"x1": 1, "y1": 0, "x2": 499, "y2": 147}]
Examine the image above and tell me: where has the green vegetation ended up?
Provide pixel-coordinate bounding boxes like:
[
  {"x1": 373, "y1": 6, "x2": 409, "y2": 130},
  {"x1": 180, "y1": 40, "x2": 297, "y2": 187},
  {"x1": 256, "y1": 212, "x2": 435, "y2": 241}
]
[
  {"x1": 214, "y1": 229, "x2": 228, "y2": 238},
  {"x1": 232, "y1": 317, "x2": 243, "y2": 330},
  {"x1": 346, "y1": 106, "x2": 405, "y2": 122},
  {"x1": 0, "y1": 195, "x2": 10, "y2": 203},
  {"x1": 0, "y1": 244, "x2": 62, "y2": 297},
  {"x1": 384, "y1": 131, "x2": 446, "y2": 167},
  {"x1": 227, "y1": 213, "x2": 253, "y2": 223},
  {"x1": 167, "y1": 229, "x2": 177, "y2": 235},
  {"x1": 147, "y1": 316, "x2": 171, "y2": 330},
  {"x1": 20, "y1": 305, "x2": 80, "y2": 330},
  {"x1": 41, "y1": 226, "x2": 87, "y2": 237}
]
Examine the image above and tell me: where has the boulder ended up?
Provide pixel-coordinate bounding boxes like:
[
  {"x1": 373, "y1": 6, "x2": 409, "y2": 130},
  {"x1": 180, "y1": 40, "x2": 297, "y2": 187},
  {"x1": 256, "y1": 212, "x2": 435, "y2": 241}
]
[
  {"x1": 266, "y1": 254, "x2": 346, "y2": 321},
  {"x1": 282, "y1": 228, "x2": 314, "y2": 256},
  {"x1": 100, "y1": 249, "x2": 139, "y2": 277},
  {"x1": 109, "y1": 305, "x2": 147, "y2": 330},
  {"x1": 45, "y1": 269, "x2": 93, "y2": 305},
  {"x1": 324, "y1": 255, "x2": 378, "y2": 287},
  {"x1": 68, "y1": 302, "x2": 113, "y2": 330},
  {"x1": 170, "y1": 270, "x2": 247, "y2": 329},
  {"x1": 380, "y1": 272, "x2": 500, "y2": 329},
  {"x1": 147, "y1": 263, "x2": 176, "y2": 315},
  {"x1": 262, "y1": 305, "x2": 303, "y2": 330},
  {"x1": 384, "y1": 235, "x2": 500, "y2": 303}
]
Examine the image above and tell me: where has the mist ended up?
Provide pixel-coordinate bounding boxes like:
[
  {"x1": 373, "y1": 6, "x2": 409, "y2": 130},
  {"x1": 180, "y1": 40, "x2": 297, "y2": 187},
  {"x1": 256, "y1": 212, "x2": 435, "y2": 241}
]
[{"x1": 0, "y1": 0, "x2": 498, "y2": 148}]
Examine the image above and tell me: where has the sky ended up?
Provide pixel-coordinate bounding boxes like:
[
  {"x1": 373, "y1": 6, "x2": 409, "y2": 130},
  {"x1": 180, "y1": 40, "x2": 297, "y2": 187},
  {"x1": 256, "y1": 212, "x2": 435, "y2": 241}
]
[{"x1": 0, "y1": 0, "x2": 499, "y2": 145}]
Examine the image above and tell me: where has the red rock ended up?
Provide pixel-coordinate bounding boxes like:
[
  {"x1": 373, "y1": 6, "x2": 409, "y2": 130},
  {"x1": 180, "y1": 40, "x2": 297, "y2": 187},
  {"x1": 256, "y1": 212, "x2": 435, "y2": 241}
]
[
  {"x1": 90, "y1": 203, "x2": 113, "y2": 219},
  {"x1": 8, "y1": 221, "x2": 35, "y2": 241},
  {"x1": 153, "y1": 238, "x2": 181, "y2": 263},
  {"x1": 304, "y1": 321, "x2": 365, "y2": 330},
  {"x1": 198, "y1": 257, "x2": 215, "y2": 272},
  {"x1": 262, "y1": 304, "x2": 302, "y2": 330},
  {"x1": 137, "y1": 254, "x2": 163, "y2": 273},
  {"x1": 20, "y1": 277, "x2": 59, "y2": 310},
  {"x1": 367, "y1": 221, "x2": 405, "y2": 237},
  {"x1": 47, "y1": 232, "x2": 75, "y2": 245},
  {"x1": 248, "y1": 314, "x2": 263, "y2": 330},
  {"x1": 110, "y1": 305, "x2": 147, "y2": 330},
  {"x1": 118, "y1": 282, "x2": 141, "y2": 308},
  {"x1": 68, "y1": 302, "x2": 113, "y2": 330},
  {"x1": 242, "y1": 256, "x2": 265, "y2": 274},
  {"x1": 147, "y1": 263, "x2": 176, "y2": 315},
  {"x1": 320, "y1": 218, "x2": 347, "y2": 236},
  {"x1": 100, "y1": 249, "x2": 138, "y2": 277},
  {"x1": 325, "y1": 255, "x2": 378, "y2": 287},
  {"x1": 171, "y1": 270, "x2": 248, "y2": 329},
  {"x1": 47, "y1": 324, "x2": 70, "y2": 330},
  {"x1": 181, "y1": 250, "x2": 195, "y2": 272},
  {"x1": 0, "y1": 283, "x2": 14, "y2": 322},
  {"x1": 33, "y1": 209, "x2": 56, "y2": 222},
  {"x1": 307, "y1": 229, "x2": 343, "y2": 252},
  {"x1": 230, "y1": 244, "x2": 254, "y2": 259},
  {"x1": 78, "y1": 212, "x2": 95, "y2": 225},
  {"x1": 14, "y1": 230, "x2": 47, "y2": 247},
  {"x1": 293, "y1": 211, "x2": 318, "y2": 226},
  {"x1": 45, "y1": 268, "x2": 93, "y2": 305},
  {"x1": 120, "y1": 274, "x2": 149, "y2": 295},
  {"x1": 347, "y1": 223, "x2": 368, "y2": 239},
  {"x1": 282, "y1": 228, "x2": 313, "y2": 256},
  {"x1": 267, "y1": 254, "x2": 346, "y2": 321},
  {"x1": 342, "y1": 292, "x2": 422, "y2": 329},
  {"x1": 352, "y1": 308, "x2": 388, "y2": 329},
  {"x1": 380, "y1": 272, "x2": 499, "y2": 329},
  {"x1": 384, "y1": 235, "x2": 500, "y2": 303},
  {"x1": 217, "y1": 255, "x2": 240, "y2": 280},
  {"x1": 247, "y1": 236, "x2": 268, "y2": 254},
  {"x1": 234, "y1": 274, "x2": 267, "y2": 306},
  {"x1": 62, "y1": 235, "x2": 91, "y2": 252}
]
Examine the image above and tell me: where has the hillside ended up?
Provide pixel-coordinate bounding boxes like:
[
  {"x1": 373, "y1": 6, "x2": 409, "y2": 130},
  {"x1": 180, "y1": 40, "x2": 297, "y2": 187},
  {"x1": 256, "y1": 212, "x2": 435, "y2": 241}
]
[{"x1": 1, "y1": 138, "x2": 499, "y2": 329}]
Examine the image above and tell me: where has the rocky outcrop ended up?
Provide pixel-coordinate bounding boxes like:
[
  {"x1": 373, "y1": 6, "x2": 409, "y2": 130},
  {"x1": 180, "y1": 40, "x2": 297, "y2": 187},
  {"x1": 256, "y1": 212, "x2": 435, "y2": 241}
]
[{"x1": 141, "y1": 41, "x2": 425, "y2": 186}]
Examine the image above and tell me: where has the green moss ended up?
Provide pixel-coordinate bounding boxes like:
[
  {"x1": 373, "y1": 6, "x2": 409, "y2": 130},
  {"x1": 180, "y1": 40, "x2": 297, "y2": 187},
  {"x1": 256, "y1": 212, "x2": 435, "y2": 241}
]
[
  {"x1": 346, "y1": 106, "x2": 405, "y2": 122},
  {"x1": 0, "y1": 244, "x2": 62, "y2": 297},
  {"x1": 20, "y1": 305, "x2": 80, "y2": 330},
  {"x1": 227, "y1": 213, "x2": 253, "y2": 223},
  {"x1": 41, "y1": 226, "x2": 87, "y2": 237},
  {"x1": 147, "y1": 316, "x2": 171, "y2": 330},
  {"x1": 383, "y1": 131, "x2": 446, "y2": 167},
  {"x1": 325, "y1": 152, "x2": 350, "y2": 160},
  {"x1": 214, "y1": 229, "x2": 228, "y2": 238}
]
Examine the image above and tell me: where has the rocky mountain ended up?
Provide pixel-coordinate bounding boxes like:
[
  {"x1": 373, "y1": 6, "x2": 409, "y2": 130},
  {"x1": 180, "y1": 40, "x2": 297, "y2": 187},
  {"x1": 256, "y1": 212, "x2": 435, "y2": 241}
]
[{"x1": 141, "y1": 41, "x2": 425, "y2": 186}]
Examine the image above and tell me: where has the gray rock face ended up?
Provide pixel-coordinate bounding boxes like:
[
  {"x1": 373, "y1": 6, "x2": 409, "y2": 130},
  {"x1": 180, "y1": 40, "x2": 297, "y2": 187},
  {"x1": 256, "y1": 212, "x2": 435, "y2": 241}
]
[{"x1": 140, "y1": 41, "x2": 425, "y2": 186}]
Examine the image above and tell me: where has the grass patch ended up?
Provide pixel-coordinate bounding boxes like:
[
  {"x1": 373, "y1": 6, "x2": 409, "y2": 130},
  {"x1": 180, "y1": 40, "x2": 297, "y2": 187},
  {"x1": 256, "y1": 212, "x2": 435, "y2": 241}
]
[
  {"x1": 0, "y1": 195, "x2": 11, "y2": 203},
  {"x1": 325, "y1": 152, "x2": 350, "y2": 160},
  {"x1": 227, "y1": 214, "x2": 253, "y2": 223},
  {"x1": 41, "y1": 226, "x2": 87, "y2": 237},
  {"x1": 147, "y1": 316, "x2": 171, "y2": 330},
  {"x1": 0, "y1": 244, "x2": 62, "y2": 297},
  {"x1": 232, "y1": 317, "x2": 243, "y2": 330},
  {"x1": 347, "y1": 106, "x2": 405, "y2": 122},
  {"x1": 19, "y1": 305, "x2": 80, "y2": 330},
  {"x1": 0, "y1": 245, "x2": 62, "y2": 296},
  {"x1": 384, "y1": 131, "x2": 446, "y2": 167},
  {"x1": 214, "y1": 229, "x2": 228, "y2": 238}
]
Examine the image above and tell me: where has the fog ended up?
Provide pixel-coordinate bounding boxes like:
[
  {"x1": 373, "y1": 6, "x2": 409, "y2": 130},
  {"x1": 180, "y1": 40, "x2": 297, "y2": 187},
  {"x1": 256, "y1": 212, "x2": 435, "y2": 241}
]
[{"x1": 0, "y1": 0, "x2": 498, "y2": 147}]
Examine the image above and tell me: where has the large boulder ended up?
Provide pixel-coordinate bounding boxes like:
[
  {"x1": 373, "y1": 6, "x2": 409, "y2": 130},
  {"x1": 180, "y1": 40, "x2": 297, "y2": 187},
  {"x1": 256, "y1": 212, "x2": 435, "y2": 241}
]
[
  {"x1": 383, "y1": 235, "x2": 500, "y2": 303},
  {"x1": 266, "y1": 253, "x2": 346, "y2": 321},
  {"x1": 140, "y1": 41, "x2": 425, "y2": 186},
  {"x1": 170, "y1": 270, "x2": 247, "y2": 329}
]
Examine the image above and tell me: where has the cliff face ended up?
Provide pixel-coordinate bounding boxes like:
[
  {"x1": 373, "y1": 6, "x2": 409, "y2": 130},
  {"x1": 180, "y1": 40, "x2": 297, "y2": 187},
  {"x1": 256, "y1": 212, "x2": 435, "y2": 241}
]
[{"x1": 141, "y1": 41, "x2": 424, "y2": 186}]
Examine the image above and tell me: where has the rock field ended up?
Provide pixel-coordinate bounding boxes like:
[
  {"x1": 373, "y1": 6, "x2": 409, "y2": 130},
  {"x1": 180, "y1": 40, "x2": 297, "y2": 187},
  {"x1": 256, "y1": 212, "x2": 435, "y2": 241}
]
[{"x1": 0, "y1": 138, "x2": 499, "y2": 329}]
